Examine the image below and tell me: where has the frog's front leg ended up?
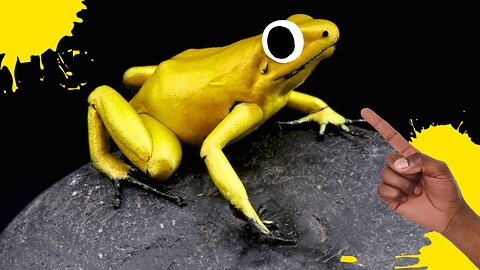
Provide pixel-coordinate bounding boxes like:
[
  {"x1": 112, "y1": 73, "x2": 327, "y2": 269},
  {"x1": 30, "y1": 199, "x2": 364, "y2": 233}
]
[
  {"x1": 88, "y1": 85, "x2": 185, "y2": 208},
  {"x1": 200, "y1": 103, "x2": 295, "y2": 245},
  {"x1": 283, "y1": 91, "x2": 364, "y2": 137}
]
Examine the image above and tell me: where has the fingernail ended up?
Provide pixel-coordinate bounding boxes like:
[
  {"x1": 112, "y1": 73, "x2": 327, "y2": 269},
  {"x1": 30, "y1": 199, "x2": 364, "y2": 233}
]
[
  {"x1": 394, "y1": 158, "x2": 409, "y2": 169},
  {"x1": 414, "y1": 186, "x2": 422, "y2": 196}
]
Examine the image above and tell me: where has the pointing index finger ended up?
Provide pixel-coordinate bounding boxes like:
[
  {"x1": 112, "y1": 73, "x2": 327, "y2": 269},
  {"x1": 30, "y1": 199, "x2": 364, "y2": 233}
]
[{"x1": 360, "y1": 108, "x2": 418, "y2": 156}]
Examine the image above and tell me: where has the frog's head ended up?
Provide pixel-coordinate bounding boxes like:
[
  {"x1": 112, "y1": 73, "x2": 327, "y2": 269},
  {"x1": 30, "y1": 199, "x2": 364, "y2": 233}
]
[{"x1": 257, "y1": 14, "x2": 339, "y2": 93}]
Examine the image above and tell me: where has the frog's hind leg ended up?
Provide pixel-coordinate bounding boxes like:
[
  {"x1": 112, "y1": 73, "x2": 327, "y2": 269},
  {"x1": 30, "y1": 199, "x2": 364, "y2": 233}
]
[
  {"x1": 88, "y1": 85, "x2": 184, "y2": 208},
  {"x1": 122, "y1": 65, "x2": 158, "y2": 90}
]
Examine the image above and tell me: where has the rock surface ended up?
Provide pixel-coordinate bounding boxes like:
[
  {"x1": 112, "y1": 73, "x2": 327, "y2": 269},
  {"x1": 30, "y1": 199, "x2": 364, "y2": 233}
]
[{"x1": 0, "y1": 123, "x2": 428, "y2": 270}]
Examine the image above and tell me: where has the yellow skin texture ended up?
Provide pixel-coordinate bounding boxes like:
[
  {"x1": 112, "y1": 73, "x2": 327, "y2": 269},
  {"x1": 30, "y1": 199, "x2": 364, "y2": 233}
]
[{"x1": 87, "y1": 14, "x2": 351, "y2": 239}]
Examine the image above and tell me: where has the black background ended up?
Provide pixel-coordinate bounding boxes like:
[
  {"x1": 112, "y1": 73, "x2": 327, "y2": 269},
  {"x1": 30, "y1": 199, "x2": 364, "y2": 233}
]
[{"x1": 1, "y1": 0, "x2": 478, "y2": 233}]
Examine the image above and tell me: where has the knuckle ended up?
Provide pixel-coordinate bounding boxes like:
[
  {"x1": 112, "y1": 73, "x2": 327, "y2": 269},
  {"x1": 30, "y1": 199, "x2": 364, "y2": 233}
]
[
  {"x1": 377, "y1": 183, "x2": 404, "y2": 201},
  {"x1": 409, "y1": 151, "x2": 424, "y2": 162},
  {"x1": 380, "y1": 167, "x2": 390, "y2": 180}
]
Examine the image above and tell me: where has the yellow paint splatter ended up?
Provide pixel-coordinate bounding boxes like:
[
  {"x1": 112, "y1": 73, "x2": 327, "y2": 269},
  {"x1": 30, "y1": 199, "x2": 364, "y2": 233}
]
[
  {"x1": 340, "y1": 255, "x2": 358, "y2": 263},
  {"x1": 394, "y1": 123, "x2": 480, "y2": 269},
  {"x1": 0, "y1": 0, "x2": 86, "y2": 92}
]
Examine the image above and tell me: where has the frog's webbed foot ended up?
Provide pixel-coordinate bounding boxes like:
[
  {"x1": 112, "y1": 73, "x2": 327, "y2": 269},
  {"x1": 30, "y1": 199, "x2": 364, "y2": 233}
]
[
  {"x1": 333, "y1": 118, "x2": 368, "y2": 139},
  {"x1": 247, "y1": 218, "x2": 297, "y2": 245},
  {"x1": 230, "y1": 204, "x2": 296, "y2": 245},
  {"x1": 112, "y1": 169, "x2": 186, "y2": 209},
  {"x1": 278, "y1": 106, "x2": 366, "y2": 139},
  {"x1": 251, "y1": 205, "x2": 297, "y2": 245}
]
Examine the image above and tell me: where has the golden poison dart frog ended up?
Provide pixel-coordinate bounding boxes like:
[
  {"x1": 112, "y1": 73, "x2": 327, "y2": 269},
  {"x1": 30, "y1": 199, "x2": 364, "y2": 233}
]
[{"x1": 87, "y1": 14, "x2": 359, "y2": 244}]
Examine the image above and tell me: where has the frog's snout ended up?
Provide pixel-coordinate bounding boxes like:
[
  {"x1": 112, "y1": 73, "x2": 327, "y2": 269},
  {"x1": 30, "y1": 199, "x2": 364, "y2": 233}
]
[
  {"x1": 321, "y1": 29, "x2": 339, "y2": 48},
  {"x1": 323, "y1": 21, "x2": 340, "y2": 45}
]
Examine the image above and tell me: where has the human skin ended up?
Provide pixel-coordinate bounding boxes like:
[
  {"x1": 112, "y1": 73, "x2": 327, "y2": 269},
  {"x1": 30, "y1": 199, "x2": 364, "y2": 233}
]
[{"x1": 361, "y1": 108, "x2": 480, "y2": 268}]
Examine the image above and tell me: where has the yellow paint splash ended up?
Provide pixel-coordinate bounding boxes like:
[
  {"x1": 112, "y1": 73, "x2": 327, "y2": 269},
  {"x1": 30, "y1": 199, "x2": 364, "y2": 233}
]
[
  {"x1": 340, "y1": 255, "x2": 358, "y2": 263},
  {"x1": 394, "y1": 123, "x2": 480, "y2": 269},
  {"x1": 0, "y1": 0, "x2": 86, "y2": 92}
]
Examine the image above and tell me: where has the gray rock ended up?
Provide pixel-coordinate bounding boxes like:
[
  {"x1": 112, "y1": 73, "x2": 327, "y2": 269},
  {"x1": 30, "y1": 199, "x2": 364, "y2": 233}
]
[{"x1": 0, "y1": 124, "x2": 428, "y2": 270}]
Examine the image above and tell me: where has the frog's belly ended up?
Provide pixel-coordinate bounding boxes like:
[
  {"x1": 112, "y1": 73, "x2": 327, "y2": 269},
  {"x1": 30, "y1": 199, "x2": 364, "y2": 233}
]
[{"x1": 161, "y1": 105, "x2": 231, "y2": 146}]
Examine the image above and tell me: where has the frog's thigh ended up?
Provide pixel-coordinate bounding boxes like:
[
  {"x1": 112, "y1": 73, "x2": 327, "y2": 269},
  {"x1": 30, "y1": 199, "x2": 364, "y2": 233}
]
[
  {"x1": 122, "y1": 65, "x2": 158, "y2": 89},
  {"x1": 88, "y1": 85, "x2": 181, "y2": 181},
  {"x1": 138, "y1": 113, "x2": 182, "y2": 180}
]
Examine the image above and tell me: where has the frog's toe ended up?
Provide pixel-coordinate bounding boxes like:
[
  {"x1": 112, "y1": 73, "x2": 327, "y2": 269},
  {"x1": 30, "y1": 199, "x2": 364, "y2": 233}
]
[
  {"x1": 340, "y1": 123, "x2": 351, "y2": 134},
  {"x1": 109, "y1": 169, "x2": 187, "y2": 208},
  {"x1": 262, "y1": 220, "x2": 279, "y2": 230},
  {"x1": 256, "y1": 204, "x2": 279, "y2": 230},
  {"x1": 246, "y1": 218, "x2": 296, "y2": 244},
  {"x1": 266, "y1": 232, "x2": 297, "y2": 245},
  {"x1": 340, "y1": 118, "x2": 368, "y2": 138},
  {"x1": 345, "y1": 118, "x2": 366, "y2": 126},
  {"x1": 318, "y1": 123, "x2": 327, "y2": 136},
  {"x1": 244, "y1": 206, "x2": 296, "y2": 245},
  {"x1": 113, "y1": 178, "x2": 122, "y2": 209}
]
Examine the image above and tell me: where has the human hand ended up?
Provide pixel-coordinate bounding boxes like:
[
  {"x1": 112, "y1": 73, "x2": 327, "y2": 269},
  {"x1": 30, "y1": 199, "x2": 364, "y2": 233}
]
[{"x1": 360, "y1": 108, "x2": 467, "y2": 233}]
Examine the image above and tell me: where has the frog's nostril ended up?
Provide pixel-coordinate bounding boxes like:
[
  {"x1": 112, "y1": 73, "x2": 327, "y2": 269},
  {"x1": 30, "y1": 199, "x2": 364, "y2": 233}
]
[{"x1": 322, "y1": 31, "x2": 329, "y2": 38}]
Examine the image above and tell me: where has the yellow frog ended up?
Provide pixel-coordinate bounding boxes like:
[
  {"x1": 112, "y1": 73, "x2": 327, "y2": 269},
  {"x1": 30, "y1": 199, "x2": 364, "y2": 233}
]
[{"x1": 87, "y1": 14, "x2": 357, "y2": 244}]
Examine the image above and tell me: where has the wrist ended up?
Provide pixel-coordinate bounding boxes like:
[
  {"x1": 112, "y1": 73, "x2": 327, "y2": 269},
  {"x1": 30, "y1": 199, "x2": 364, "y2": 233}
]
[
  {"x1": 443, "y1": 203, "x2": 478, "y2": 238},
  {"x1": 442, "y1": 203, "x2": 480, "y2": 268}
]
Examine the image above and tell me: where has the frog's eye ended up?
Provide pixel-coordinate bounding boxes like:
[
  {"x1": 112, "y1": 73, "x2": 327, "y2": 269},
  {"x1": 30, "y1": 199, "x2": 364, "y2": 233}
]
[{"x1": 262, "y1": 20, "x2": 304, "y2": 64}]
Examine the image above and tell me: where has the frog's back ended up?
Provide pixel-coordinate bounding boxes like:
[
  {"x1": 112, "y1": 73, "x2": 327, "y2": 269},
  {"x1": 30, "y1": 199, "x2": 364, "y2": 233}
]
[{"x1": 130, "y1": 37, "x2": 266, "y2": 145}]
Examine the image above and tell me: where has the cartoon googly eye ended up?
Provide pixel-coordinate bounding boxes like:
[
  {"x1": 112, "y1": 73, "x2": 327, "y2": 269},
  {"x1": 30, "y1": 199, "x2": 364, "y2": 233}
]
[{"x1": 262, "y1": 20, "x2": 304, "y2": 63}]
